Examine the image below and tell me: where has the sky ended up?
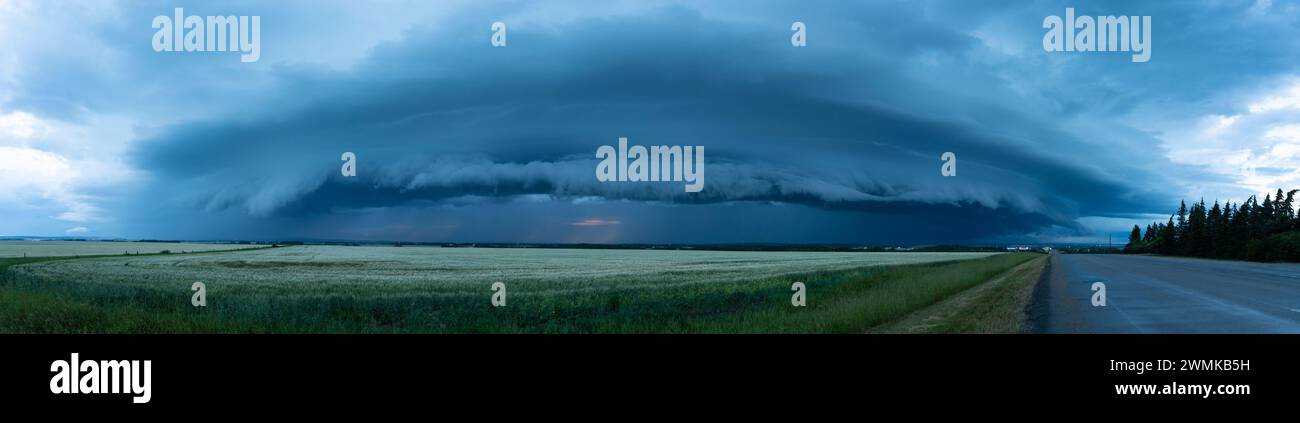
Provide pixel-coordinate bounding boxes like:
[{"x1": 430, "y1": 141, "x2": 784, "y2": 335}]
[{"x1": 2, "y1": 0, "x2": 1300, "y2": 245}]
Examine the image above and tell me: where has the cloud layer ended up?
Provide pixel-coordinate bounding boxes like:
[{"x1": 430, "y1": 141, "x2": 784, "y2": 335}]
[{"x1": 3, "y1": 0, "x2": 1299, "y2": 243}]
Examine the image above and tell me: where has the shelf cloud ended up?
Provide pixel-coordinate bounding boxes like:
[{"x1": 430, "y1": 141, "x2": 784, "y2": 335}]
[{"x1": 3, "y1": 1, "x2": 1298, "y2": 243}]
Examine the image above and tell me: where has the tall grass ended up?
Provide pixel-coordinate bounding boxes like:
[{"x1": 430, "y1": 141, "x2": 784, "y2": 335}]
[{"x1": 703, "y1": 253, "x2": 1039, "y2": 333}]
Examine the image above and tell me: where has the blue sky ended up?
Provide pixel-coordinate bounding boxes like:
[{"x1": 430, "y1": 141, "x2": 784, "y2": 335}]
[{"x1": 2, "y1": 0, "x2": 1299, "y2": 244}]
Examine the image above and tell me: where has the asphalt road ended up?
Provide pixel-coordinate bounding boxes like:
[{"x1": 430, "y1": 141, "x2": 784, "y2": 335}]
[{"x1": 1040, "y1": 253, "x2": 1300, "y2": 333}]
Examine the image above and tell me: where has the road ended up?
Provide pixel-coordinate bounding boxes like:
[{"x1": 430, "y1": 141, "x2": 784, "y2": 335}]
[{"x1": 1039, "y1": 253, "x2": 1300, "y2": 333}]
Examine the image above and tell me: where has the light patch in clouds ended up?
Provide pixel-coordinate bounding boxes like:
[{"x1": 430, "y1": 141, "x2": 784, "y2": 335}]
[
  {"x1": 0, "y1": 145, "x2": 96, "y2": 221},
  {"x1": 571, "y1": 218, "x2": 622, "y2": 227},
  {"x1": 1265, "y1": 124, "x2": 1300, "y2": 143},
  {"x1": 64, "y1": 226, "x2": 88, "y2": 234},
  {"x1": 1248, "y1": 80, "x2": 1300, "y2": 113},
  {"x1": 1161, "y1": 77, "x2": 1300, "y2": 203},
  {"x1": 0, "y1": 108, "x2": 139, "y2": 231},
  {"x1": 0, "y1": 110, "x2": 46, "y2": 139}
]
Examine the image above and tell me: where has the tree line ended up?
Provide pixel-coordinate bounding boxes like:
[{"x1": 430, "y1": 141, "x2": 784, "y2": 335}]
[{"x1": 1125, "y1": 188, "x2": 1300, "y2": 262}]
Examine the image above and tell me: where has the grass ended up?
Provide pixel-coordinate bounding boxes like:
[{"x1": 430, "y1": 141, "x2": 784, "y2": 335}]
[
  {"x1": 0, "y1": 285, "x2": 253, "y2": 334},
  {"x1": 0, "y1": 245, "x2": 1042, "y2": 333},
  {"x1": 0, "y1": 251, "x2": 277, "y2": 333},
  {"x1": 868, "y1": 255, "x2": 1047, "y2": 333},
  {"x1": 702, "y1": 253, "x2": 1042, "y2": 333}
]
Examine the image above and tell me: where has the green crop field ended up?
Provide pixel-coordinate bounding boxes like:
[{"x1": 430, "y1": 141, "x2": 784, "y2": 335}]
[{"x1": 0, "y1": 243, "x2": 1042, "y2": 333}]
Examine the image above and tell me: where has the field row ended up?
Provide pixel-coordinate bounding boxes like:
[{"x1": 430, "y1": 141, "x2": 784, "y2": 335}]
[{"x1": 13, "y1": 245, "x2": 994, "y2": 295}]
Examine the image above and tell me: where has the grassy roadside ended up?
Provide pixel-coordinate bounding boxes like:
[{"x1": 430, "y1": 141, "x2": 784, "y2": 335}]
[
  {"x1": 868, "y1": 255, "x2": 1047, "y2": 334},
  {"x1": 701, "y1": 253, "x2": 1042, "y2": 333},
  {"x1": 0, "y1": 252, "x2": 1042, "y2": 333}
]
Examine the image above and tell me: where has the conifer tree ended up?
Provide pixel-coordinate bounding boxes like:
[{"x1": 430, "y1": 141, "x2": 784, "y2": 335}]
[{"x1": 1132, "y1": 189, "x2": 1300, "y2": 261}]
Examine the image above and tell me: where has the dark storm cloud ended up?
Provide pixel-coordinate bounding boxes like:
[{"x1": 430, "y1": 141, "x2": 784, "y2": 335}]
[{"x1": 121, "y1": 2, "x2": 1183, "y2": 241}]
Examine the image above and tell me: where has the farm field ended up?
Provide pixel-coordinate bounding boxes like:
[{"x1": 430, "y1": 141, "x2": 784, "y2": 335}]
[
  {"x1": 0, "y1": 244, "x2": 1041, "y2": 333},
  {"x1": 0, "y1": 240, "x2": 264, "y2": 257}
]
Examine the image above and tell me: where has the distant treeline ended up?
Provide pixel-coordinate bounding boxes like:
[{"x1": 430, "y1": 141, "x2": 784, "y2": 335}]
[{"x1": 1126, "y1": 188, "x2": 1300, "y2": 262}]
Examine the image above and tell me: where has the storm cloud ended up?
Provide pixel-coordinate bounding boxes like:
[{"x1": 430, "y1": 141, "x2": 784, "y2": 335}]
[{"x1": 4, "y1": 0, "x2": 1299, "y2": 243}]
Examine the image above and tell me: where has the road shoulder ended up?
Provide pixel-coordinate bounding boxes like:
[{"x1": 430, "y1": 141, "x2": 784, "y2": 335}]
[{"x1": 869, "y1": 255, "x2": 1048, "y2": 334}]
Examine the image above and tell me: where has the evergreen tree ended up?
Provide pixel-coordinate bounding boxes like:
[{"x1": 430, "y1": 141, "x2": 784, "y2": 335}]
[
  {"x1": 1262, "y1": 194, "x2": 1274, "y2": 224},
  {"x1": 1267, "y1": 190, "x2": 1286, "y2": 235},
  {"x1": 1236, "y1": 199, "x2": 1254, "y2": 259},
  {"x1": 1133, "y1": 189, "x2": 1300, "y2": 262},
  {"x1": 1186, "y1": 199, "x2": 1208, "y2": 256},
  {"x1": 1208, "y1": 201, "x2": 1225, "y2": 258},
  {"x1": 1159, "y1": 216, "x2": 1176, "y2": 255},
  {"x1": 1175, "y1": 200, "x2": 1188, "y2": 245},
  {"x1": 1286, "y1": 189, "x2": 1298, "y2": 231}
]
